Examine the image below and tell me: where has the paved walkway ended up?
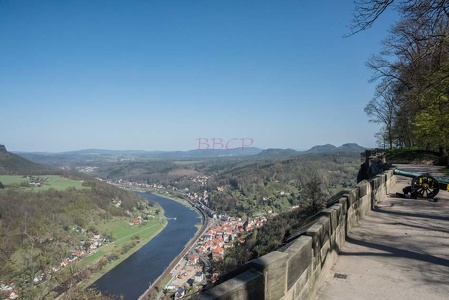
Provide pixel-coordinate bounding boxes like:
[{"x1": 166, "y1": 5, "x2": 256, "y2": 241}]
[{"x1": 316, "y1": 165, "x2": 449, "y2": 300}]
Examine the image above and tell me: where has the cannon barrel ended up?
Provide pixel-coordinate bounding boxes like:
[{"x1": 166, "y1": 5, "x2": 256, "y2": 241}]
[
  {"x1": 393, "y1": 169, "x2": 422, "y2": 178},
  {"x1": 393, "y1": 168, "x2": 449, "y2": 184}
]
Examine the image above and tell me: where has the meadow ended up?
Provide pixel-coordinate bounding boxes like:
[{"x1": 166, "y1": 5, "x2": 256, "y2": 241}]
[
  {"x1": 80, "y1": 214, "x2": 167, "y2": 286},
  {"x1": 0, "y1": 174, "x2": 87, "y2": 191}
]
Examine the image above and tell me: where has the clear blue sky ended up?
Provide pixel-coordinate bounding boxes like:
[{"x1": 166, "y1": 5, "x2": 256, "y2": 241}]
[{"x1": 0, "y1": 0, "x2": 397, "y2": 152}]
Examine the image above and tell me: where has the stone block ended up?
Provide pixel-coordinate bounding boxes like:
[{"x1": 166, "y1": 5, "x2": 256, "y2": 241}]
[
  {"x1": 250, "y1": 251, "x2": 288, "y2": 300},
  {"x1": 320, "y1": 239, "x2": 331, "y2": 265},
  {"x1": 370, "y1": 176, "x2": 382, "y2": 190},
  {"x1": 193, "y1": 269, "x2": 264, "y2": 300},
  {"x1": 332, "y1": 203, "x2": 343, "y2": 225},
  {"x1": 347, "y1": 188, "x2": 359, "y2": 206},
  {"x1": 284, "y1": 236, "x2": 312, "y2": 290},
  {"x1": 356, "y1": 180, "x2": 371, "y2": 197},
  {"x1": 338, "y1": 196, "x2": 348, "y2": 215},
  {"x1": 306, "y1": 216, "x2": 329, "y2": 256},
  {"x1": 291, "y1": 266, "x2": 311, "y2": 300},
  {"x1": 320, "y1": 208, "x2": 337, "y2": 235}
]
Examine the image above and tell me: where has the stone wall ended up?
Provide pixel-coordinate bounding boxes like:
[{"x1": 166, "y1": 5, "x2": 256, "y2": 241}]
[{"x1": 193, "y1": 169, "x2": 397, "y2": 300}]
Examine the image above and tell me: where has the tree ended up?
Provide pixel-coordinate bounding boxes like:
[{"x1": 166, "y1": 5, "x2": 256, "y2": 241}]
[
  {"x1": 349, "y1": 0, "x2": 449, "y2": 35},
  {"x1": 364, "y1": 82, "x2": 399, "y2": 148},
  {"x1": 302, "y1": 176, "x2": 326, "y2": 215},
  {"x1": 355, "y1": 0, "x2": 449, "y2": 155},
  {"x1": 60, "y1": 285, "x2": 120, "y2": 300},
  {"x1": 375, "y1": 127, "x2": 388, "y2": 149},
  {"x1": 413, "y1": 62, "x2": 449, "y2": 162}
]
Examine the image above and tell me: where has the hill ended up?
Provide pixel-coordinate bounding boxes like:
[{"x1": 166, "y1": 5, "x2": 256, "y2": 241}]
[
  {"x1": 0, "y1": 144, "x2": 58, "y2": 175},
  {"x1": 334, "y1": 143, "x2": 366, "y2": 153},
  {"x1": 304, "y1": 144, "x2": 337, "y2": 153},
  {"x1": 304, "y1": 143, "x2": 366, "y2": 154},
  {"x1": 256, "y1": 148, "x2": 299, "y2": 158}
]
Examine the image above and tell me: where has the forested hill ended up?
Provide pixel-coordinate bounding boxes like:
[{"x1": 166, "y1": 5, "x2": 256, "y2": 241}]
[
  {"x1": 0, "y1": 144, "x2": 58, "y2": 175},
  {"x1": 201, "y1": 153, "x2": 360, "y2": 216}
]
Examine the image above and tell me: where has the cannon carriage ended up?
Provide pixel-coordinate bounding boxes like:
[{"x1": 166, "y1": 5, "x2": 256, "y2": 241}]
[{"x1": 393, "y1": 169, "x2": 449, "y2": 198}]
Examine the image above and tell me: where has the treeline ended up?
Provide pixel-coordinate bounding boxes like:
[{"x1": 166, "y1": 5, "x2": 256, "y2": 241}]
[
  {"x1": 360, "y1": 0, "x2": 449, "y2": 164},
  {"x1": 94, "y1": 159, "x2": 200, "y2": 183}
]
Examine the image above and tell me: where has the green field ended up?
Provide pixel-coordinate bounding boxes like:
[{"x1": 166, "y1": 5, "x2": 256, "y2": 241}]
[
  {"x1": 0, "y1": 175, "x2": 87, "y2": 191},
  {"x1": 81, "y1": 218, "x2": 165, "y2": 265},
  {"x1": 0, "y1": 175, "x2": 28, "y2": 185},
  {"x1": 80, "y1": 214, "x2": 167, "y2": 286}
]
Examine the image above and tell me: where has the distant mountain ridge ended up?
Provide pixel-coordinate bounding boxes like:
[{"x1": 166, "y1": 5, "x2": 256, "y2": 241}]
[
  {"x1": 255, "y1": 148, "x2": 299, "y2": 158},
  {"x1": 13, "y1": 143, "x2": 367, "y2": 165},
  {"x1": 304, "y1": 144, "x2": 337, "y2": 153},
  {"x1": 257, "y1": 143, "x2": 366, "y2": 157},
  {"x1": 304, "y1": 143, "x2": 366, "y2": 154}
]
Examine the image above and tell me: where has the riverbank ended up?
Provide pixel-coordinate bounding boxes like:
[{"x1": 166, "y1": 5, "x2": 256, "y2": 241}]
[
  {"x1": 149, "y1": 190, "x2": 189, "y2": 205},
  {"x1": 54, "y1": 201, "x2": 168, "y2": 300},
  {"x1": 138, "y1": 194, "x2": 208, "y2": 300},
  {"x1": 81, "y1": 214, "x2": 168, "y2": 288},
  {"x1": 90, "y1": 193, "x2": 203, "y2": 299}
]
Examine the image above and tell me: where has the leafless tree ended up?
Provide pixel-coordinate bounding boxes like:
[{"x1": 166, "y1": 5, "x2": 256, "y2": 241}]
[
  {"x1": 349, "y1": 0, "x2": 449, "y2": 36},
  {"x1": 365, "y1": 81, "x2": 400, "y2": 148}
]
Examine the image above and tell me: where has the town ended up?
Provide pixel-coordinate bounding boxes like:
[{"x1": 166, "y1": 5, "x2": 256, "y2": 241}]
[{"x1": 107, "y1": 175, "x2": 271, "y2": 299}]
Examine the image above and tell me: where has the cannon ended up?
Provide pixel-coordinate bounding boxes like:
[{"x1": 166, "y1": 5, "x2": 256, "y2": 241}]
[{"x1": 393, "y1": 169, "x2": 449, "y2": 198}]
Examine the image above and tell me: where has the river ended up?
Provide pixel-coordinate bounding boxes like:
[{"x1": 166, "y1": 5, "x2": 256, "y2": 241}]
[{"x1": 91, "y1": 193, "x2": 201, "y2": 299}]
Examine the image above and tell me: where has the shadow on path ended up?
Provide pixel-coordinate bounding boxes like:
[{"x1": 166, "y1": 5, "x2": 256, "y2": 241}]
[
  {"x1": 341, "y1": 237, "x2": 449, "y2": 268},
  {"x1": 374, "y1": 206, "x2": 449, "y2": 222}
]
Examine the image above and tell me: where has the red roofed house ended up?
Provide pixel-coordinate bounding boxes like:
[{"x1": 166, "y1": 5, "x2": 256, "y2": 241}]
[
  {"x1": 187, "y1": 254, "x2": 199, "y2": 264},
  {"x1": 212, "y1": 246, "x2": 224, "y2": 261}
]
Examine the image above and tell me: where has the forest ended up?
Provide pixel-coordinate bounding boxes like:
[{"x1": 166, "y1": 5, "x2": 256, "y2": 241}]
[
  {"x1": 202, "y1": 154, "x2": 359, "y2": 217},
  {"x1": 359, "y1": 0, "x2": 449, "y2": 166}
]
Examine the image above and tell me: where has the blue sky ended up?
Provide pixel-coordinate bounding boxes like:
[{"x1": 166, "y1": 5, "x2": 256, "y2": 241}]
[{"x1": 0, "y1": 0, "x2": 397, "y2": 152}]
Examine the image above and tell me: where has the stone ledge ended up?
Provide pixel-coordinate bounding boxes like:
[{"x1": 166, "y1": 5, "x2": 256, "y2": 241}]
[
  {"x1": 250, "y1": 251, "x2": 289, "y2": 300},
  {"x1": 192, "y1": 269, "x2": 264, "y2": 300}
]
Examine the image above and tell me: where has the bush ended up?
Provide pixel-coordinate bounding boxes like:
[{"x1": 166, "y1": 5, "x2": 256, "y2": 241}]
[{"x1": 107, "y1": 252, "x2": 119, "y2": 261}]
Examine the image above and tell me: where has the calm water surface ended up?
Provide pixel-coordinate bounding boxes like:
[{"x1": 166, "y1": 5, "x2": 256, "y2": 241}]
[{"x1": 91, "y1": 193, "x2": 200, "y2": 299}]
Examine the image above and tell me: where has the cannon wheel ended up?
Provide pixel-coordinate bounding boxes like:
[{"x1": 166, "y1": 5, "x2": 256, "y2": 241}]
[{"x1": 411, "y1": 175, "x2": 440, "y2": 198}]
